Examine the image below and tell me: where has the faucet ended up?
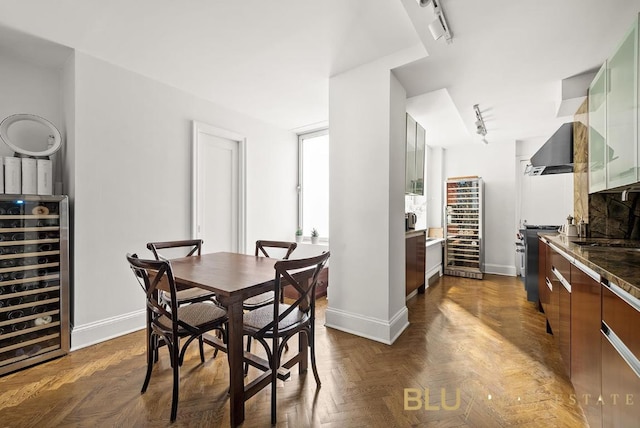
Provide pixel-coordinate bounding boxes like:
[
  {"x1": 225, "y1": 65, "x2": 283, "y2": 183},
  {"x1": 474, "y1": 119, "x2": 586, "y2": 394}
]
[{"x1": 622, "y1": 189, "x2": 629, "y2": 202}]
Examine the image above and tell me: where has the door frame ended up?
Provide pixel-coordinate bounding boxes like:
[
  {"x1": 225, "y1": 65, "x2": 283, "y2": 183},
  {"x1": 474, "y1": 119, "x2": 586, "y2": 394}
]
[{"x1": 191, "y1": 120, "x2": 247, "y2": 254}]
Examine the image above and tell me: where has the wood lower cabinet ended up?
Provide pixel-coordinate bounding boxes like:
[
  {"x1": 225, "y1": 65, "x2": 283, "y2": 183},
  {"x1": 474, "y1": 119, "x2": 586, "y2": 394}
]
[
  {"x1": 570, "y1": 264, "x2": 602, "y2": 428},
  {"x1": 538, "y1": 239, "x2": 640, "y2": 426},
  {"x1": 601, "y1": 329, "x2": 640, "y2": 428},
  {"x1": 406, "y1": 231, "x2": 426, "y2": 296},
  {"x1": 284, "y1": 267, "x2": 328, "y2": 299},
  {"x1": 559, "y1": 283, "x2": 571, "y2": 377},
  {"x1": 601, "y1": 281, "x2": 640, "y2": 428},
  {"x1": 538, "y1": 238, "x2": 550, "y2": 313}
]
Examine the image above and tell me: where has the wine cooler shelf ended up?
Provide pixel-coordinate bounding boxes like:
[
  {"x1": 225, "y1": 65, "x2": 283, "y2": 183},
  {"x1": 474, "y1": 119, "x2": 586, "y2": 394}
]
[
  {"x1": 444, "y1": 177, "x2": 484, "y2": 280},
  {"x1": 0, "y1": 195, "x2": 69, "y2": 376}
]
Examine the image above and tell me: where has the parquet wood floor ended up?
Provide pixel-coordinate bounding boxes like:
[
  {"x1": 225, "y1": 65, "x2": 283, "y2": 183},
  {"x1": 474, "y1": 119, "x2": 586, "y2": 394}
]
[{"x1": 0, "y1": 274, "x2": 587, "y2": 427}]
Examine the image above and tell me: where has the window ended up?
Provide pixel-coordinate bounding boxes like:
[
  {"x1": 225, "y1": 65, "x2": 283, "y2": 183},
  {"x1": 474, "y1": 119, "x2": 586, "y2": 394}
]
[{"x1": 298, "y1": 129, "x2": 329, "y2": 239}]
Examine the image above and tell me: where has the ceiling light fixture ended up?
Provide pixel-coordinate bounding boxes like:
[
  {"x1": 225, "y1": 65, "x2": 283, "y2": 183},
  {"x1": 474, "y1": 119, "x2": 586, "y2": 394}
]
[
  {"x1": 474, "y1": 104, "x2": 487, "y2": 139},
  {"x1": 420, "y1": 0, "x2": 453, "y2": 42}
]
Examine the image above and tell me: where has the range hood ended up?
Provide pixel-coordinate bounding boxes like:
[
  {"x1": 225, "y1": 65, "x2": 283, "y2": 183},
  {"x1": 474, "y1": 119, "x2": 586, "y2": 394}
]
[{"x1": 525, "y1": 122, "x2": 574, "y2": 176}]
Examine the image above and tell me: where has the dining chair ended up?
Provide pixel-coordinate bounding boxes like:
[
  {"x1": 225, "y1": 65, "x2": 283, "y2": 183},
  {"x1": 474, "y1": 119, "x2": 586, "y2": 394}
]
[
  {"x1": 243, "y1": 240, "x2": 297, "y2": 310},
  {"x1": 242, "y1": 251, "x2": 330, "y2": 425},
  {"x1": 147, "y1": 239, "x2": 218, "y2": 306},
  {"x1": 126, "y1": 253, "x2": 228, "y2": 422},
  {"x1": 243, "y1": 240, "x2": 297, "y2": 374}
]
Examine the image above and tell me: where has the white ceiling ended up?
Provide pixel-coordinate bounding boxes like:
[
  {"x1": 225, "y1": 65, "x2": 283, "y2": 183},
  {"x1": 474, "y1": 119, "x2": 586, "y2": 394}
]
[{"x1": 1, "y1": 0, "x2": 639, "y2": 147}]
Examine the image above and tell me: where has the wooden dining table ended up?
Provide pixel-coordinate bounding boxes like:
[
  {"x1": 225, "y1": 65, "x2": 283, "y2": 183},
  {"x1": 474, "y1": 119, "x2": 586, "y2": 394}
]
[{"x1": 169, "y1": 251, "x2": 306, "y2": 427}]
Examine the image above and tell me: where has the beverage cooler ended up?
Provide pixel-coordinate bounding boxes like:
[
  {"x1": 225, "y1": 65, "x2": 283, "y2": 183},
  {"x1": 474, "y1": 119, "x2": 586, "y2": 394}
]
[
  {"x1": 444, "y1": 177, "x2": 484, "y2": 279},
  {"x1": 0, "y1": 195, "x2": 69, "y2": 376}
]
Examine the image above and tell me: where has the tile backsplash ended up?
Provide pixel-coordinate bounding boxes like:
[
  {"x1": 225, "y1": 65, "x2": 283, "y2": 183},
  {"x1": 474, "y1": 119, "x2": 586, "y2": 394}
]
[
  {"x1": 589, "y1": 192, "x2": 640, "y2": 239},
  {"x1": 405, "y1": 194, "x2": 427, "y2": 230}
]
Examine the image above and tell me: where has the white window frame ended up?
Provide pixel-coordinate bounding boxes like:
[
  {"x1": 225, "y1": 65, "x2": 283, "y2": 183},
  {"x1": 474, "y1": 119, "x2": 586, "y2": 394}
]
[{"x1": 297, "y1": 128, "x2": 329, "y2": 238}]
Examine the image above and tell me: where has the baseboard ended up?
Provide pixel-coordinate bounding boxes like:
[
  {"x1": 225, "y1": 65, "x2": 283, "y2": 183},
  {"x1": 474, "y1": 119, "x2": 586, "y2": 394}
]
[
  {"x1": 71, "y1": 309, "x2": 145, "y2": 351},
  {"x1": 426, "y1": 265, "x2": 442, "y2": 287},
  {"x1": 324, "y1": 305, "x2": 409, "y2": 345},
  {"x1": 484, "y1": 263, "x2": 516, "y2": 277}
]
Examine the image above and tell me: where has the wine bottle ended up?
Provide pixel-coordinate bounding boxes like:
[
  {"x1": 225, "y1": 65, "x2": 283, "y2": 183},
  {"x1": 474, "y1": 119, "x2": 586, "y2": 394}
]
[
  {"x1": 11, "y1": 233, "x2": 25, "y2": 241},
  {"x1": 7, "y1": 296, "x2": 23, "y2": 306},
  {"x1": 31, "y1": 305, "x2": 47, "y2": 314},
  {"x1": 35, "y1": 293, "x2": 50, "y2": 301},
  {"x1": 7, "y1": 309, "x2": 24, "y2": 319},
  {"x1": 10, "y1": 271, "x2": 25, "y2": 280},
  {"x1": 0, "y1": 260, "x2": 7, "y2": 269},
  {"x1": 38, "y1": 244, "x2": 53, "y2": 252},
  {"x1": 11, "y1": 321, "x2": 28, "y2": 331},
  {"x1": 37, "y1": 257, "x2": 48, "y2": 264},
  {"x1": 7, "y1": 207, "x2": 22, "y2": 215}
]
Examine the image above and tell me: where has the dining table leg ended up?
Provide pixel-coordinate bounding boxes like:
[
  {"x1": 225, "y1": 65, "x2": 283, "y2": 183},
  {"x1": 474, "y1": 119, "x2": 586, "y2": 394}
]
[{"x1": 225, "y1": 296, "x2": 245, "y2": 427}]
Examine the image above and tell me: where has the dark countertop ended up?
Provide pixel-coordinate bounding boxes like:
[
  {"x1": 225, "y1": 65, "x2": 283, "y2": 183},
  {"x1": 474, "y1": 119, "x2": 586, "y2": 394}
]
[
  {"x1": 540, "y1": 233, "x2": 640, "y2": 299},
  {"x1": 406, "y1": 228, "x2": 426, "y2": 238}
]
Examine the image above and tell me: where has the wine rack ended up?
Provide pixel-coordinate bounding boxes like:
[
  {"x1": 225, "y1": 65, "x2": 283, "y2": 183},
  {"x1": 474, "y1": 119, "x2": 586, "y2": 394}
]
[
  {"x1": 444, "y1": 177, "x2": 484, "y2": 279},
  {"x1": 0, "y1": 195, "x2": 69, "y2": 376}
]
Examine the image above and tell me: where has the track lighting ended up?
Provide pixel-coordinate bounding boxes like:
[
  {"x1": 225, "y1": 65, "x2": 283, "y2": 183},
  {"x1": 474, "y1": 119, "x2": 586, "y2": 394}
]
[
  {"x1": 420, "y1": 0, "x2": 452, "y2": 42},
  {"x1": 474, "y1": 104, "x2": 487, "y2": 139}
]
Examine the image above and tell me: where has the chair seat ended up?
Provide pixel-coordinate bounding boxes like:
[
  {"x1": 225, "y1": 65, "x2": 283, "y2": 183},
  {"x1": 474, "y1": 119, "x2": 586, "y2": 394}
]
[
  {"x1": 158, "y1": 301, "x2": 227, "y2": 332},
  {"x1": 243, "y1": 303, "x2": 309, "y2": 336},
  {"x1": 161, "y1": 287, "x2": 216, "y2": 304},
  {"x1": 243, "y1": 291, "x2": 275, "y2": 309}
]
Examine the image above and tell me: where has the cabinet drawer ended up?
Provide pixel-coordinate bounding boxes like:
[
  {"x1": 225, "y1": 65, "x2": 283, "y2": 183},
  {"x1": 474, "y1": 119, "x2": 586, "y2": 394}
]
[
  {"x1": 601, "y1": 328, "x2": 640, "y2": 427},
  {"x1": 549, "y1": 245, "x2": 571, "y2": 284},
  {"x1": 602, "y1": 282, "x2": 640, "y2": 359}
]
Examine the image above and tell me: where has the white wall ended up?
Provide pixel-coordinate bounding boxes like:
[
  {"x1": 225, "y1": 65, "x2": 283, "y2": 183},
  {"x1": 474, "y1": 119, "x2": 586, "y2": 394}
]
[
  {"x1": 515, "y1": 140, "x2": 574, "y2": 227},
  {"x1": 69, "y1": 53, "x2": 297, "y2": 348},
  {"x1": 427, "y1": 145, "x2": 444, "y2": 229},
  {"x1": 0, "y1": 50, "x2": 65, "y2": 159},
  {"x1": 444, "y1": 142, "x2": 517, "y2": 276},
  {"x1": 326, "y1": 58, "x2": 408, "y2": 345}
]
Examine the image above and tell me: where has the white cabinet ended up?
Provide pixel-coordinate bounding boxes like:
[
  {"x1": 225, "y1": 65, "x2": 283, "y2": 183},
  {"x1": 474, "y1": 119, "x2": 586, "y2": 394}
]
[
  {"x1": 588, "y1": 63, "x2": 607, "y2": 193},
  {"x1": 606, "y1": 18, "x2": 638, "y2": 188},
  {"x1": 405, "y1": 113, "x2": 425, "y2": 195},
  {"x1": 588, "y1": 14, "x2": 640, "y2": 192}
]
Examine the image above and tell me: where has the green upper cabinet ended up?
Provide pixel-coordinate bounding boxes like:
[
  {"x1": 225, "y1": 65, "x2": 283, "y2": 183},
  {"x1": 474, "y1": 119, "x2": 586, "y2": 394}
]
[
  {"x1": 405, "y1": 113, "x2": 425, "y2": 195},
  {"x1": 588, "y1": 14, "x2": 640, "y2": 193},
  {"x1": 606, "y1": 17, "x2": 638, "y2": 189},
  {"x1": 406, "y1": 113, "x2": 417, "y2": 194},
  {"x1": 589, "y1": 63, "x2": 607, "y2": 193}
]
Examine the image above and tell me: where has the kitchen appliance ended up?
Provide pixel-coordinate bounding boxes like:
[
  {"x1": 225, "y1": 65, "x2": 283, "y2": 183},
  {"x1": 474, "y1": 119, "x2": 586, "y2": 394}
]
[
  {"x1": 516, "y1": 232, "x2": 525, "y2": 278},
  {"x1": 405, "y1": 212, "x2": 417, "y2": 230},
  {"x1": 521, "y1": 225, "x2": 561, "y2": 304},
  {"x1": 444, "y1": 177, "x2": 484, "y2": 279},
  {"x1": 524, "y1": 122, "x2": 575, "y2": 176},
  {"x1": 559, "y1": 215, "x2": 578, "y2": 237}
]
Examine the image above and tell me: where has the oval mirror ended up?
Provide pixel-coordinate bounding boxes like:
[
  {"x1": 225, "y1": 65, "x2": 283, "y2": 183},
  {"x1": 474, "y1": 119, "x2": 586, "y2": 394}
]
[{"x1": 0, "y1": 114, "x2": 62, "y2": 157}]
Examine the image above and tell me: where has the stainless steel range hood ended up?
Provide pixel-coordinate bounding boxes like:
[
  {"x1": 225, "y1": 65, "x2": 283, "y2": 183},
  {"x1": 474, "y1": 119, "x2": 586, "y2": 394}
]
[{"x1": 525, "y1": 122, "x2": 574, "y2": 176}]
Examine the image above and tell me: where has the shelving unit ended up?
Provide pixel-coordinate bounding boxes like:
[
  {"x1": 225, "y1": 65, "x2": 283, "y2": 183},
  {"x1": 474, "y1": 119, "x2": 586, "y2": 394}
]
[
  {"x1": 444, "y1": 177, "x2": 484, "y2": 279},
  {"x1": 0, "y1": 195, "x2": 69, "y2": 376}
]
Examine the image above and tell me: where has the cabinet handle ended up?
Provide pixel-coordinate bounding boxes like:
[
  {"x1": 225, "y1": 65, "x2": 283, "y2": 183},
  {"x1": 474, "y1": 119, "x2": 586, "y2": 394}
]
[
  {"x1": 546, "y1": 277, "x2": 553, "y2": 291},
  {"x1": 551, "y1": 266, "x2": 571, "y2": 292},
  {"x1": 602, "y1": 321, "x2": 640, "y2": 378}
]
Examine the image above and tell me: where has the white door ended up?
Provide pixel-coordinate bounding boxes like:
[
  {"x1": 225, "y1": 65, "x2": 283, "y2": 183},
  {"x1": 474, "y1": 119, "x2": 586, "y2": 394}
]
[{"x1": 192, "y1": 121, "x2": 245, "y2": 254}]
